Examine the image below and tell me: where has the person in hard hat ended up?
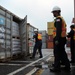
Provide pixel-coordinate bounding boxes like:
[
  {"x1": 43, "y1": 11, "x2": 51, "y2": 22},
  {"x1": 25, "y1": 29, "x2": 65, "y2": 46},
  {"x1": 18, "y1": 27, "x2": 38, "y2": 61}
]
[
  {"x1": 30, "y1": 29, "x2": 43, "y2": 59},
  {"x1": 50, "y1": 6, "x2": 70, "y2": 72},
  {"x1": 67, "y1": 25, "x2": 75, "y2": 63}
]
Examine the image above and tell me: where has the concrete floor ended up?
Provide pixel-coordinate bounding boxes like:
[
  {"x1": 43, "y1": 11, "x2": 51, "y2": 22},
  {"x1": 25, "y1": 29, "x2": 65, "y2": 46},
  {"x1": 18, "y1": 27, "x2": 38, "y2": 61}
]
[{"x1": 0, "y1": 48, "x2": 75, "y2": 75}]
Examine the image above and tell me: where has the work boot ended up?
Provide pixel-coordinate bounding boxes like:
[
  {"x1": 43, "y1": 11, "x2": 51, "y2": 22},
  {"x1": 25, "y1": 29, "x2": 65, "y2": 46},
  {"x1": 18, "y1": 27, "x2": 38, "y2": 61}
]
[
  {"x1": 30, "y1": 56, "x2": 35, "y2": 59},
  {"x1": 39, "y1": 56, "x2": 43, "y2": 58},
  {"x1": 61, "y1": 67, "x2": 71, "y2": 72},
  {"x1": 50, "y1": 67, "x2": 61, "y2": 72},
  {"x1": 70, "y1": 60, "x2": 74, "y2": 63}
]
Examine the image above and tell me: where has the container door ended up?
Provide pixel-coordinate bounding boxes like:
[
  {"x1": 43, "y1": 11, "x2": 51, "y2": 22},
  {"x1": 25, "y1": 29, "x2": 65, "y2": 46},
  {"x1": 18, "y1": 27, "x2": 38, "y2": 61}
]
[{"x1": 20, "y1": 16, "x2": 28, "y2": 56}]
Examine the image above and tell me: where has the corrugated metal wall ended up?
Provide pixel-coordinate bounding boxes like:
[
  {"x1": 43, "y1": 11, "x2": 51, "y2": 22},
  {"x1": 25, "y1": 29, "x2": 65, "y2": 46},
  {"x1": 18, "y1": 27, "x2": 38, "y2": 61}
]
[
  {"x1": 0, "y1": 6, "x2": 28, "y2": 60},
  {"x1": 0, "y1": 7, "x2": 11, "y2": 59},
  {"x1": 27, "y1": 23, "x2": 37, "y2": 55}
]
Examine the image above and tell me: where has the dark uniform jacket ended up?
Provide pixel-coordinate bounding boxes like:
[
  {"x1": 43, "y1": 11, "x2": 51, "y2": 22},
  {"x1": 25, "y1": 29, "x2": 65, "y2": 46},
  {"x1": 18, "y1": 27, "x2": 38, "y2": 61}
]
[
  {"x1": 54, "y1": 17, "x2": 66, "y2": 44},
  {"x1": 67, "y1": 29, "x2": 74, "y2": 45}
]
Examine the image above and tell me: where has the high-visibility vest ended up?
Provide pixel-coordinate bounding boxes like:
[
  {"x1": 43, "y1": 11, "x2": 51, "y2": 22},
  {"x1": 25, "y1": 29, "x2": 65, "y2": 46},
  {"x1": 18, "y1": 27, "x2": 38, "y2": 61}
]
[
  {"x1": 38, "y1": 34, "x2": 42, "y2": 40},
  {"x1": 73, "y1": 28, "x2": 75, "y2": 40},
  {"x1": 53, "y1": 16, "x2": 66, "y2": 38}
]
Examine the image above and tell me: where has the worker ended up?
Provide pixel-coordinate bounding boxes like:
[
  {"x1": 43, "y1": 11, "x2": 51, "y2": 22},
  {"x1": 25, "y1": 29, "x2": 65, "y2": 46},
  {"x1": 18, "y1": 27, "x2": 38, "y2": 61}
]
[
  {"x1": 30, "y1": 29, "x2": 43, "y2": 59},
  {"x1": 67, "y1": 25, "x2": 75, "y2": 63},
  {"x1": 50, "y1": 6, "x2": 70, "y2": 72}
]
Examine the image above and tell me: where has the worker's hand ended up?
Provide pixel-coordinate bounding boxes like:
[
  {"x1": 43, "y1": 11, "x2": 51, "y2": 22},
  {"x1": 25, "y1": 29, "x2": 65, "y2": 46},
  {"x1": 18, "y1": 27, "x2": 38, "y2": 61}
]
[{"x1": 55, "y1": 40, "x2": 59, "y2": 45}]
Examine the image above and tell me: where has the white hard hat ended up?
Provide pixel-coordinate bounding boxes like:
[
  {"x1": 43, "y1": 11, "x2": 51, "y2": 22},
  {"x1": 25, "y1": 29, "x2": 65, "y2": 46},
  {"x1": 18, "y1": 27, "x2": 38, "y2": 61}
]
[
  {"x1": 34, "y1": 29, "x2": 38, "y2": 32},
  {"x1": 52, "y1": 6, "x2": 61, "y2": 12}
]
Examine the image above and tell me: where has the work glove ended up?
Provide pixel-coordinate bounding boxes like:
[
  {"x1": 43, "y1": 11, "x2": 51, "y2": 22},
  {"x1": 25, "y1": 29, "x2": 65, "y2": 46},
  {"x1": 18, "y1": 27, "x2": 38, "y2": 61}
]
[{"x1": 55, "y1": 40, "x2": 59, "y2": 45}]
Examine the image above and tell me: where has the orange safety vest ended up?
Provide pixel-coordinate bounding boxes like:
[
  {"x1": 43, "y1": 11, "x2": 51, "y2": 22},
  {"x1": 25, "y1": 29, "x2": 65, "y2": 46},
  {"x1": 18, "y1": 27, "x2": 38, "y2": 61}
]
[
  {"x1": 38, "y1": 34, "x2": 42, "y2": 40},
  {"x1": 73, "y1": 28, "x2": 75, "y2": 40},
  {"x1": 53, "y1": 16, "x2": 66, "y2": 38}
]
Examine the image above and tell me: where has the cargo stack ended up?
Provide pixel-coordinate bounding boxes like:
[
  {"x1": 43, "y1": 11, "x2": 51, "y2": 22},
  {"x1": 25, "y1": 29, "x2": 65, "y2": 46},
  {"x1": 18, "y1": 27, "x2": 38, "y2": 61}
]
[
  {"x1": 12, "y1": 22, "x2": 21, "y2": 55},
  {"x1": 39, "y1": 30, "x2": 47, "y2": 49},
  {"x1": 27, "y1": 23, "x2": 37, "y2": 54},
  {"x1": 47, "y1": 22, "x2": 54, "y2": 49},
  {"x1": 0, "y1": 5, "x2": 28, "y2": 61}
]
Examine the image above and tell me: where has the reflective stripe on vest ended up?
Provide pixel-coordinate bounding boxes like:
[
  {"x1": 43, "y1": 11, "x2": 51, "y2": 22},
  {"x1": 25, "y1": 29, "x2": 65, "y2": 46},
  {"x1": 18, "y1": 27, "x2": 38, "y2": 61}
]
[
  {"x1": 53, "y1": 16, "x2": 66, "y2": 38},
  {"x1": 38, "y1": 34, "x2": 42, "y2": 40},
  {"x1": 53, "y1": 27, "x2": 56, "y2": 38}
]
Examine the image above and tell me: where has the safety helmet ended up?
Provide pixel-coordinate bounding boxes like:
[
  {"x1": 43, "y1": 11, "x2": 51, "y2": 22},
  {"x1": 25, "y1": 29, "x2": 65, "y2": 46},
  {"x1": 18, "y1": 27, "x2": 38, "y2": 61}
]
[
  {"x1": 51, "y1": 6, "x2": 61, "y2": 13},
  {"x1": 34, "y1": 29, "x2": 38, "y2": 32}
]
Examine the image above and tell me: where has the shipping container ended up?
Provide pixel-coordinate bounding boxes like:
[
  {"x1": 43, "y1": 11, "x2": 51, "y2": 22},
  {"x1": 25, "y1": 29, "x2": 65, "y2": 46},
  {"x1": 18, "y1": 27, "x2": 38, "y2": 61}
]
[
  {"x1": 47, "y1": 21, "x2": 54, "y2": 35},
  {"x1": 47, "y1": 28, "x2": 53, "y2": 35},
  {"x1": 39, "y1": 30, "x2": 47, "y2": 49},
  {"x1": 27, "y1": 23, "x2": 38, "y2": 54},
  {"x1": 47, "y1": 22, "x2": 54, "y2": 29},
  {"x1": 47, "y1": 35, "x2": 53, "y2": 42},
  {"x1": 39, "y1": 30, "x2": 47, "y2": 37},
  {"x1": 0, "y1": 5, "x2": 28, "y2": 61},
  {"x1": 42, "y1": 42, "x2": 47, "y2": 49},
  {"x1": 42, "y1": 36, "x2": 46, "y2": 42},
  {"x1": 47, "y1": 41, "x2": 53, "y2": 49}
]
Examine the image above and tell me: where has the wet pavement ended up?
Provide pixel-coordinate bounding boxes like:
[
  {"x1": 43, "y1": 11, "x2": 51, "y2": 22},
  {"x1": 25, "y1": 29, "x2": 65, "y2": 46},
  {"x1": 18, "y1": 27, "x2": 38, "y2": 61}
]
[
  {"x1": 33, "y1": 61, "x2": 75, "y2": 75},
  {"x1": 0, "y1": 48, "x2": 75, "y2": 75},
  {"x1": 32, "y1": 48, "x2": 75, "y2": 75}
]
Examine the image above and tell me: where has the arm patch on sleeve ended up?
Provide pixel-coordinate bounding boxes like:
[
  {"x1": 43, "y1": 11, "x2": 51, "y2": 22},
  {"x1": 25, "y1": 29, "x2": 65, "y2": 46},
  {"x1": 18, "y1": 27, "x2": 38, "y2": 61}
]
[{"x1": 56, "y1": 19, "x2": 60, "y2": 22}]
